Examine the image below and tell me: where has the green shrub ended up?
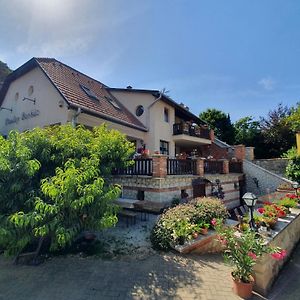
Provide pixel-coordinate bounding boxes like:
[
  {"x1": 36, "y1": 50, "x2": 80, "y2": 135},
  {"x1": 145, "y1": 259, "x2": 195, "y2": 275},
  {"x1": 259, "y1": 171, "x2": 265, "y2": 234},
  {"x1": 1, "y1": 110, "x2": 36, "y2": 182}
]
[
  {"x1": 150, "y1": 197, "x2": 228, "y2": 251},
  {"x1": 0, "y1": 124, "x2": 135, "y2": 256},
  {"x1": 192, "y1": 197, "x2": 229, "y2": 225},
  {"x1": 286, "y1": 156, "x2": 300, "y2": 182}
]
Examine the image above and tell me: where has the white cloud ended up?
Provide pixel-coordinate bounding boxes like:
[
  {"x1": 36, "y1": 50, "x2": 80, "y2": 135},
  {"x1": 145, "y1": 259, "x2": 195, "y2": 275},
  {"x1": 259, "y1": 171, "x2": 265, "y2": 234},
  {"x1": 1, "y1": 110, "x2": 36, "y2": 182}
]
[{"x1": 258, "y1": 77, "x2": 275, "y2": 90}]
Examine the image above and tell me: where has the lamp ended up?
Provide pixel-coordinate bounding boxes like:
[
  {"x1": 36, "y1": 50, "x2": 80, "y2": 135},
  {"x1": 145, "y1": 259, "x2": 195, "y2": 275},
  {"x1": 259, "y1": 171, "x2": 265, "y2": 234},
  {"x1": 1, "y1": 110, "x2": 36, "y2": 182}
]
[
  {"x1": 242, "y1": 192, "x2": 258, "y2": 230},
  {"x1": 292, "y1": 182, "x2": 299, "y2": 199}
]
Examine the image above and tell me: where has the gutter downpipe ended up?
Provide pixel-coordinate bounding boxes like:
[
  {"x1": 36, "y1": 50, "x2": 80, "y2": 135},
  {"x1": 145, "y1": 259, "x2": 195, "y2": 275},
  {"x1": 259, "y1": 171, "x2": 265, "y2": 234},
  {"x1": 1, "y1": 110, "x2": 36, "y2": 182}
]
[
  {"x1": 146, "y1": 91, "x2": 163, "y2": 128},
  {"x1": 71, "y1": 107, "x2": 82, "y2": 127}
]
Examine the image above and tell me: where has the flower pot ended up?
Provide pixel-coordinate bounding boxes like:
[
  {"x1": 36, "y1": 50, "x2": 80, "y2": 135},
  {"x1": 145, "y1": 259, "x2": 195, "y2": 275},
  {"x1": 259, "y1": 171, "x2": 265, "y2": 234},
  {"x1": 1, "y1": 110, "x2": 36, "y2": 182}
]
[
  {"x1": 178, "y1": 236, "x2": 185, "y2": 245},
  {"x1": 192, "y1": 232, "x2": 199, "y2": 239},
  {"x1": 232, "y1": 275, "x2": 254, "y2": 299},
  {"x1": 200, "y1": 228, "x2": 208, "y2": 235}
]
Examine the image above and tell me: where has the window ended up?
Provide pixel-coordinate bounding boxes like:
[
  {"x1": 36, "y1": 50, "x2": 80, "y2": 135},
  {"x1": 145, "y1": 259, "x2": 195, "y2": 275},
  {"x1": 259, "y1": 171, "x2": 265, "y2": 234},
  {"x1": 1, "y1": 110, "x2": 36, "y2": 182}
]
[
  {"x1": 136, "y1": 105, "x2": 144, "y2": 117},
  {"x1": 164, "y1": 107, "x2": 169, "y2": 122},
  {"x1": 80, "y1": 84, "x2": 98, "y2": 101},
  {"x1": 160, "y1": 140, "x2": 169, "y2": 155},
  {"x1": 105, "y1": 96, "x2": 121, "y2": 110},
  {"x1": 28, "y1": 85, "x2": 34, "y2": 96}
]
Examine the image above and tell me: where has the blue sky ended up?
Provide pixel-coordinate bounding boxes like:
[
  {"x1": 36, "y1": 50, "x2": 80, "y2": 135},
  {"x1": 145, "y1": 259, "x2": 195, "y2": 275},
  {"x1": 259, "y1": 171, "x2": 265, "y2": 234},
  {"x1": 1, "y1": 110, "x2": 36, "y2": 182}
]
[{"x1": 0, "y1": 0, "x2": 299, "y2": 121}]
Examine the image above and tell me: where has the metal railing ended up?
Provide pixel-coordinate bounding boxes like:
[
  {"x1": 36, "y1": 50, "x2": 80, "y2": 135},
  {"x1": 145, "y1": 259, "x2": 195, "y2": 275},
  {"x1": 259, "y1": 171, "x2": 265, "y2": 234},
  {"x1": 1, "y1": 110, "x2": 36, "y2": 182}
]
[
  {"x1": 167, "y1": 158, "x2": 196, "y2": 175},
  {"x1": 112, "y1": 158, "x2": 153, "y2": 176},
  {"x1": 204, "y1": 160, "x2": 223, "y2": 174},
  {"x1": 173, "y1": 123, "x2": 210, "y2": 139}
]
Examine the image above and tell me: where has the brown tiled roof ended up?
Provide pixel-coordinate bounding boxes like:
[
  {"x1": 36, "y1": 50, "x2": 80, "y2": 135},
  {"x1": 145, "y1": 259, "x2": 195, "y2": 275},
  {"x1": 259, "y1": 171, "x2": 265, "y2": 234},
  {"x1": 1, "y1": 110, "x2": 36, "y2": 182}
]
[
  {"x1": 0, "y1": 57, "x2": 147, "y2": 132},
  {"x1": 35, "y1": 58, "x2": 147, "y2": 131}
]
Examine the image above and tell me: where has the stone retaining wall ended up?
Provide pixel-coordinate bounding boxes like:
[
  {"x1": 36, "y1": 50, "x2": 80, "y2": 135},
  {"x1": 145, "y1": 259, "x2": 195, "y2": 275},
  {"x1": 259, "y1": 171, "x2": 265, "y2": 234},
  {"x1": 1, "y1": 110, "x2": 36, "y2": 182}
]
[
  {"x1": 243, "y1": 159, "x2": 292, "y2": 196},
  {"x1": 111, "y1": 174, "x2": 243, "y2": 208},
  {"x1": 253, "y1": 208, "x2": 300, "y2": 296},
  {"x1": 253, "y1": 158, "x2": 289, "y2": 177}
]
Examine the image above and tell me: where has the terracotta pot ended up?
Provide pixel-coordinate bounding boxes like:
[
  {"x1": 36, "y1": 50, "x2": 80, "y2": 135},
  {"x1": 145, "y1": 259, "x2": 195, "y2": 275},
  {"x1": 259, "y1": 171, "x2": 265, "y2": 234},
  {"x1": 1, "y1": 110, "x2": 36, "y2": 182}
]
[
  {"x1": 192, "y1": 232, "x2": 199, "y2": 239},
  {"x1": 178, "y1": 236, "x2": 185, "y2": 245},
  {"x1": 232, "y1": 275, "x2": 254, "y2": 299},
  {"x1": 200, "y1": 228, "x2": 208, "y2": 235}
]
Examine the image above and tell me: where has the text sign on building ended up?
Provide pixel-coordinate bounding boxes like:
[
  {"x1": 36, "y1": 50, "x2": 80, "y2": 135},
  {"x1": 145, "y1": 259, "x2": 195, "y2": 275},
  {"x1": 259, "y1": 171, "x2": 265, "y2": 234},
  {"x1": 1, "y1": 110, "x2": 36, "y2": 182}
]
[{"x1": 5, "y1": 109, "x2": 40, "y2": 126}]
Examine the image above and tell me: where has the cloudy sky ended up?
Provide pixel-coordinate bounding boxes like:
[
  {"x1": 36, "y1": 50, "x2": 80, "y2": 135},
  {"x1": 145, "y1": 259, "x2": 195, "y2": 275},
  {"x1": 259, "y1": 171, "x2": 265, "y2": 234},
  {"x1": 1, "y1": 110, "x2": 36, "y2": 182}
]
[{"x1": 0, "y1": 0, "x2": 300, "y2": 121}]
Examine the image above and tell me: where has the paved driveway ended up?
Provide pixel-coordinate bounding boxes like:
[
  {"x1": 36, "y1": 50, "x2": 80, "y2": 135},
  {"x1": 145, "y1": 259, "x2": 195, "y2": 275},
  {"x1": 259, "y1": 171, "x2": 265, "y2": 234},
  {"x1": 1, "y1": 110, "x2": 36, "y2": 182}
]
[
  {"x1": 0, "y1": 252, "x2": 240, "y2": 300},
  {"x1": 1, "y1": 243, "x2": 300, "y2": 300}
]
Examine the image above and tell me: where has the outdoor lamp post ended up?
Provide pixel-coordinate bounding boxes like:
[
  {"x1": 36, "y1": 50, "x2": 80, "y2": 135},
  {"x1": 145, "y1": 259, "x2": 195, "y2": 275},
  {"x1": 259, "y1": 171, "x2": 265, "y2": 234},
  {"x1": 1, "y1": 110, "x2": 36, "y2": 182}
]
[
  {"x1": 242, "y1": 192, "x2": 258, "y2": 230},
  {"x1": 292, "y1": 182, "x2": 299, "y2": 199}
]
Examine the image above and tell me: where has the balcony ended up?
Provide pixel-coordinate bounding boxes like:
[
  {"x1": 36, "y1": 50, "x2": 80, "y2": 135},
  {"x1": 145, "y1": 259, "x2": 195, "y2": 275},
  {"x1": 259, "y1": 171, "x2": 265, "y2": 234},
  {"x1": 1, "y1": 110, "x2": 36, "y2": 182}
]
[
  {"x1": 173, "y1": 123, "x2": 210, "y2": 139},
  {"x1": 173, "y1": 123, "x2": 211, "y2": 146}
]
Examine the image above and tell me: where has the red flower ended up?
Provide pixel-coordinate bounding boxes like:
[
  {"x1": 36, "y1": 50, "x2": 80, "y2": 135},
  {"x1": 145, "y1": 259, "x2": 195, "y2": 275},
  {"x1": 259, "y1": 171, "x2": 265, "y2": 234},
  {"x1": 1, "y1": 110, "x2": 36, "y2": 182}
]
[
  {"x1": 271, "y1": 250, "x2": 287, "y2": 260},
  {"x1": 257, "y1": 208, "x2": 265, "y2": 214},
  {"x1": 263, "y1": 201, "x2": 272, "y2": 205},
  {"x1": 211, "y1": 218, "x2": 217, "y2": 226},
  {"x1": 248, "y1": 252, "x2": 257, "y2": 260}
]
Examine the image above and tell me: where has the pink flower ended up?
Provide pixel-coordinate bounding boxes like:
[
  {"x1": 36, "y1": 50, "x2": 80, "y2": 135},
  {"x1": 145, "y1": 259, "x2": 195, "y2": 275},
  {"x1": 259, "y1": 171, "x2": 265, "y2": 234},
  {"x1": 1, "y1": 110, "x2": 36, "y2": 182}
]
[
  {"x1": 271, "y1": 250, "x2": 287, "y2": 260},
  {"x1": 218, "y1": 236, "x2": 227, "y2": 245},
  {"x1": 248, "y1": 252, "x2": 257, "y2": 260},
  {"x1": 211, "y1": 218, "x2": 217, "y2": 226}
]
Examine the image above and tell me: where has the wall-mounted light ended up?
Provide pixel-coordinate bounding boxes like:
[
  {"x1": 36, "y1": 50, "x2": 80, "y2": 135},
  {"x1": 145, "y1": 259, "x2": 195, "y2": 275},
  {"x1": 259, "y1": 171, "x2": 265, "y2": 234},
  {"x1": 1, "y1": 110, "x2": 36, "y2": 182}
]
[
  {"x1": 0, "y1": 107, "x2": 13, "y2": 112},
  {"x1": 234, "y1": 182, "x2": 239, "y2": 190},
  {"x1": 23, "y1": 97, "x2": 36, "y2": 105},
  {"x1": 253, "y1": 177, "x2": 259, "y2": 188}
]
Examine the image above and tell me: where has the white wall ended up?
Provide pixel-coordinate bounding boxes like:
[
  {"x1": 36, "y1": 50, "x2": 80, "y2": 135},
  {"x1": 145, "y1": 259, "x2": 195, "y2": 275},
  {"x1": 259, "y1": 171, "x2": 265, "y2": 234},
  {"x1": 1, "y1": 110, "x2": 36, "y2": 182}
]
[
  {"x1": 111, "y1": 91, "x2": 176, "y2": 156},
  {"x1": 0, "y1": 67, "x2": 68, "y2": 135}
]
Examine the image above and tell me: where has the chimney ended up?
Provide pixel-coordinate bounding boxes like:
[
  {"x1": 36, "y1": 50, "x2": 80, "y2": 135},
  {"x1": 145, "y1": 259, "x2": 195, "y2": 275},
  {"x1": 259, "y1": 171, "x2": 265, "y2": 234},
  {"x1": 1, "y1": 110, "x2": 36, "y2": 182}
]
[{"x1": 126, "y1": 85, "x2": 132, "y2": 89}]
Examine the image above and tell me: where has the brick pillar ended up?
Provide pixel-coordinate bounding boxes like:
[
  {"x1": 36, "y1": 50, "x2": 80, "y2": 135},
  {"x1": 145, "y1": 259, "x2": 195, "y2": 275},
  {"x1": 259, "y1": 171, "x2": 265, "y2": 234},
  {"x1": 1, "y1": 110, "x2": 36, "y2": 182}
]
[
  {"x1": 209, "y1": 129, "x2": 215, "y2": 141},
  {"x1": 152, "y1": 155, "x2": 167, "y2": 178},
  {"x1": 222, "y1": 159, "x2": 229, "y2": 174},
  {"x1": 234, "y1": 145, "x2": 246, "y2": 160},
  {"x1": 195, "y1": 158, "x2": 204, "y2": 177}
]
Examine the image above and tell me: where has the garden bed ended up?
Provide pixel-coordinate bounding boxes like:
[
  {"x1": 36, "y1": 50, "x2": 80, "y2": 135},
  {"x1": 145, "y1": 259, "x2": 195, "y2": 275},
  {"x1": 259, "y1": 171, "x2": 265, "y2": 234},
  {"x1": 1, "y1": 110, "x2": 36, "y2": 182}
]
[{"x1": 253, "y1": 208, "x2": 300, "y2": 296}]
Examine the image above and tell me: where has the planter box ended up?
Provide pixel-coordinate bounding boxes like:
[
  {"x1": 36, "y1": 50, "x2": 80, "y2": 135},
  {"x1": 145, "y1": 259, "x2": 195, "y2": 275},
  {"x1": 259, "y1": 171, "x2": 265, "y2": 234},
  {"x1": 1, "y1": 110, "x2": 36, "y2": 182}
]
[{"x1": 253, "y1": 208, "x2": 300, "y2": 296}]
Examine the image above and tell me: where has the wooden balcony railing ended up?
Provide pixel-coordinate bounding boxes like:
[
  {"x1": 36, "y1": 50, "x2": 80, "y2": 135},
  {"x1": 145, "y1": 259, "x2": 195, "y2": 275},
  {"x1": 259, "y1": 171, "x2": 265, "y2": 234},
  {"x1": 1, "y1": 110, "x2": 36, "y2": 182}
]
[
  {"x1": 204, "y1": 160, "x2": 224, "y2": 174},
  {"x1": 167, "y1": 159, "x2": 197, "y2": 175},
  {"x1": 112, "y1": 158, "x2": 153, "y2": 176},
  {"x1": 173, "y1": 123, "x2": 210, "y2": 139},
  {"x1": 229, "y1": 161, "x2": 243, "y2": 173}
]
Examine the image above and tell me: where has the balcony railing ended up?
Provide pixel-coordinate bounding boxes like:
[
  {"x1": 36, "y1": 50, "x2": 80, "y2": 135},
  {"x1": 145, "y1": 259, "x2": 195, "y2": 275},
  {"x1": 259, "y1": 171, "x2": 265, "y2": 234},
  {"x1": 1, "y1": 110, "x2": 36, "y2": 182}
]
[
  {"x1": 173, "y1": 123, "x2": 210, "y2": 139},
  {"x1": 204, "y1": 160, "x2": 224, "y2": 174},
  {"x1": 113, "y1": 158, "x2": 243, "y2": 177},
  {"x1": 112, "y1": 158, "x2": 153, "y2": 176},
  {"x1": 167, "y1": 159, "x2": 196, "y2": 175},
  {"x1": 229, "y1": 161, "x2": 243, "y2": 173}
]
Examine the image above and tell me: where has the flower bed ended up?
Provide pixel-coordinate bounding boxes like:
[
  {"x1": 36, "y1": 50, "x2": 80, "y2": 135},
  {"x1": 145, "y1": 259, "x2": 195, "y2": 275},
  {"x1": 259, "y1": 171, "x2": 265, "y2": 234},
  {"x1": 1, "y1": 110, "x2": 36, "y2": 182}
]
[{"x1": 150, "y1": 197, "x2": 229, "y2": 251}]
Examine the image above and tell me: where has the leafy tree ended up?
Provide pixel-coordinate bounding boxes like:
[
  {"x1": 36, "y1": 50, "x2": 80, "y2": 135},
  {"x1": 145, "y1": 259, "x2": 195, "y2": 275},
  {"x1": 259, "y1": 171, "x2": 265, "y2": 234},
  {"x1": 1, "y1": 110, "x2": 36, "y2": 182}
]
[
  {"x1": 199, "y1": 108, "x2": 235, "y2": 144},
  {"x1": 234, "y1": 117, "x2": 260, "y2": 146},
  {"x1": 259, "y1": 103, "x2": 295, "y2": 158},
  {"x1": 0, "y1": 60, "x2": 12, "y2": 82},
  {"x1": 285, "y1": 102, "x2": 300, "y2": 132},
  {"x1": 0, "y1": 124, "x2": 135, "y2": 255},
  {"x1": 282, "y1": 147, "x2": 300, "y2": 182}
]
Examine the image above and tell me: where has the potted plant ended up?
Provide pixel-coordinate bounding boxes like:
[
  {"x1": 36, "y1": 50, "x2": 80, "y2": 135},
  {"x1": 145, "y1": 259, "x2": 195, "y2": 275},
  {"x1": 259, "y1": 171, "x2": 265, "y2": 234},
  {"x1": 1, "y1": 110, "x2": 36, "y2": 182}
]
[
  {"x1": 278, "y1": 197, "x2": 298, "y2": 213},
  {"x1": 213, "y1": 220, "x2": 286, "y2": 299},
  {"x1": 197, "y1": 221, "x2": 210, "y2": 235},
  {"x1": 173, "y1": 219, "x2": 192, "y2": 245}
]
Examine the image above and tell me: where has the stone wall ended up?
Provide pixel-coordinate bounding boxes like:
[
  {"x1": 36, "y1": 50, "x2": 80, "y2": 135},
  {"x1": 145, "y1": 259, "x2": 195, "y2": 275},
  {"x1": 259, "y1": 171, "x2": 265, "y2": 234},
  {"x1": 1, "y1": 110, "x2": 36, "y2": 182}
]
[
  {"x1": 252, "y1": 158, "x2": 289, "y2": 177},
  {"x1": 111, "y1": 174, "x2": 243, "y2": 209},
  {"x1": 243, "y1": 159, "x2": 293, "y2": 196},
  {"x1": 253, "y1": 208, "x2": 300, "y2": 296}
]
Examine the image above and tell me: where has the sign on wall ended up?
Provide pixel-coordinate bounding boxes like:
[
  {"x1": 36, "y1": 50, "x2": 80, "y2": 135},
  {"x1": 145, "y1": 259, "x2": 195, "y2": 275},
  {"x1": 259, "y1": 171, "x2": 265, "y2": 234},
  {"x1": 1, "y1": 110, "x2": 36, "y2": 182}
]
[{"x1": 5, "y1": 109, "x2": 40, "y2": 126}]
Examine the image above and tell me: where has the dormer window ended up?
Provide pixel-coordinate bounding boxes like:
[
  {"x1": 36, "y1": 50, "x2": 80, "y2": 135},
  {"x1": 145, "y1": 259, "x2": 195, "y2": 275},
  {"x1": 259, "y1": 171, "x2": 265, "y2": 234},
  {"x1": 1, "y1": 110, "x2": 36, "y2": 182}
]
[
  {"x1": 80, "y1": 84, "x2": 98, "y2": 101},
  {"x1": 105, "y1": 96, "x2": 121, "y2": 110}
]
